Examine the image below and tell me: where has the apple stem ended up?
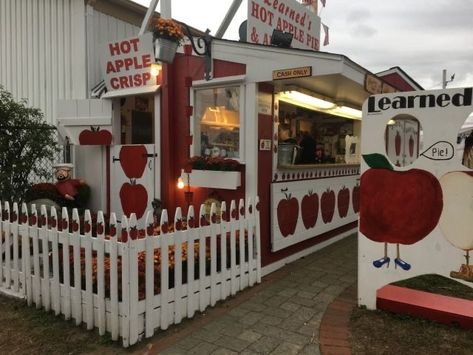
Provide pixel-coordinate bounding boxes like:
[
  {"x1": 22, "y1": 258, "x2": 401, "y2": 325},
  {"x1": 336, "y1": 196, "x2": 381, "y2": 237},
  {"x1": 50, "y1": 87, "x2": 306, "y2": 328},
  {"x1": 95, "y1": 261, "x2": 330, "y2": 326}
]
[
  {"x1": 383, "y1": 242, "x2": 387, "y2": 258},
  {"x1": 396, "y1": 243, "x2": 400, "y2": 258},
  {"x1": 466, "y1": 250, "x2": 470, "y2": 266}
]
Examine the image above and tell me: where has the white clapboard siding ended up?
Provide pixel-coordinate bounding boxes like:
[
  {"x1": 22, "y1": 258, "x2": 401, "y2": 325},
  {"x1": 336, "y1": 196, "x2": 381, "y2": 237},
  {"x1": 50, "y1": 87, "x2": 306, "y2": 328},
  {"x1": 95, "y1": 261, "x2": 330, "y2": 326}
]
[
  {"x1": 0, "y1": 0, "x2": 86, "y2": 124},
  {"x1": 0, "y1": 198, "x2": 261, "y2": 347}
]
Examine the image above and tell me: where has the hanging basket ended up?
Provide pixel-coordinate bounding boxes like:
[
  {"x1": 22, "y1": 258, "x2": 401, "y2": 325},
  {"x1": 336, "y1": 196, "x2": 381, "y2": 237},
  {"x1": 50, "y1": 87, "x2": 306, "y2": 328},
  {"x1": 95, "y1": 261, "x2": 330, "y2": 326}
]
[{"x1": 154, "y1": 38, "x2": 179, "y2": 64}]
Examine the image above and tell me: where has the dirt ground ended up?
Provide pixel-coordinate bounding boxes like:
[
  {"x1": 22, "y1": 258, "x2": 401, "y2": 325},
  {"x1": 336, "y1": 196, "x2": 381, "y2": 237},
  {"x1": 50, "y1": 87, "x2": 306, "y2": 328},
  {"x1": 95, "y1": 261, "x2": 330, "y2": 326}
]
[
  {"x1": 0, "y1": 293, "x2": 132, "y2": 355},
  {"x1": 349, "y1": 307, "x2": 473, "y2": 355}
]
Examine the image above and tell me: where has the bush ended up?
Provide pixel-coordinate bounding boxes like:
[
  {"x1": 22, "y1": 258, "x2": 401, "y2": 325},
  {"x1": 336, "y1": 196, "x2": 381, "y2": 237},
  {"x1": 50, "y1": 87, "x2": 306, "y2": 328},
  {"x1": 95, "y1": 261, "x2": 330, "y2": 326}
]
[{"x1": 0, "y1": 86, "x2": 59, "y2": 201}]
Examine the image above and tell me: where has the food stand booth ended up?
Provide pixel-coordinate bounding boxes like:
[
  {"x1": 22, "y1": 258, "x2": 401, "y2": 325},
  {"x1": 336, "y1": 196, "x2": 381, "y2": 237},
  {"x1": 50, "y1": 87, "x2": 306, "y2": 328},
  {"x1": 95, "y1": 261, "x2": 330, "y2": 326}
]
[{"x1": 56, "y1": 0, "x2": 404, "y2": 273}]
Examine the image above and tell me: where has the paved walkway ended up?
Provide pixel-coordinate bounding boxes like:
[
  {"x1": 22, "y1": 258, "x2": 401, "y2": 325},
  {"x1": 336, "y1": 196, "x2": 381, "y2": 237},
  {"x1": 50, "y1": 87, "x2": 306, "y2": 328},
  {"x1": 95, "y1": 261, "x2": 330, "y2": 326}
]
[{"x1": 139, "y1": 234, "x2": 357, "y2": 355}]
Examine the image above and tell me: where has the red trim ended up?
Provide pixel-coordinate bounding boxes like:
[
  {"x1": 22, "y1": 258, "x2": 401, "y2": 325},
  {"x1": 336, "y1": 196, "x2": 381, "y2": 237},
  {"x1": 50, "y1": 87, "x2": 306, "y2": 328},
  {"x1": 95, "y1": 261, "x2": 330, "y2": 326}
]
[
  {"x1": 377, "y1": 284, "x2": 473, "y2": 329},
  {"x1": 106, "y1": 146, "x2": 110, "y2": 216}
]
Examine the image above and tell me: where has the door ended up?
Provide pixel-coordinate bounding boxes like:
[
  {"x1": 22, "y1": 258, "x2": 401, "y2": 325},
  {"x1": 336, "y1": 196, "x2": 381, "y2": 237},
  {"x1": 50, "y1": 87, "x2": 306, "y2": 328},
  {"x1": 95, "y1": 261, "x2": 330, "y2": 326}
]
[{"x1": 110, "y1": 144, "x2": 156, "y2": 227}]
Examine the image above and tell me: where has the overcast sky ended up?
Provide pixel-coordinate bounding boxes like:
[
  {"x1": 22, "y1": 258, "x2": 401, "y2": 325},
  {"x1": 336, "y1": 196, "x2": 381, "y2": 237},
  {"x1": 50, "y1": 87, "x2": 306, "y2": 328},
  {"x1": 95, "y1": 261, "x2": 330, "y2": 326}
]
[{"x1": 135, "y1": 0, "x2": 473, "y2": 90}]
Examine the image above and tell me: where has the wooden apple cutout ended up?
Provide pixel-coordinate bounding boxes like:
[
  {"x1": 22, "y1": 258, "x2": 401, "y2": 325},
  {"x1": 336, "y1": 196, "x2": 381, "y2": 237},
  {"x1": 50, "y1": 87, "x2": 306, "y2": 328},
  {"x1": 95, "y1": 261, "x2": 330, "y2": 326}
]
[
  {"x1": 119, "y1": 145, "x2": 148, "y2": 179},
  {"x1": 439, "y1": 171, "x2": 473, "y2": 251},
  {"x1": 360, "y1": 153, "x2": 442, "y2": 245},
  {"x1": 78, "y1": 126, "x2": 112, "y2": 145},
  {"x1": 277, "y1": 188, "x2": 299, "y2": 237},
  {"x1": 301, "y1": 190, "x2": 318, "y2": 229},
  {"x1": 119, "y1": 182, "x2": 148, "y2": 219},
  {"x1": 321, "y1": 188, "x2": 335, "y2": 224},
  {"x1": 337, "y1": 186, "x2": 350, "y2": 218},
  {"x1": 352, "y1": 183, "x2": 360, "y2": 214}
]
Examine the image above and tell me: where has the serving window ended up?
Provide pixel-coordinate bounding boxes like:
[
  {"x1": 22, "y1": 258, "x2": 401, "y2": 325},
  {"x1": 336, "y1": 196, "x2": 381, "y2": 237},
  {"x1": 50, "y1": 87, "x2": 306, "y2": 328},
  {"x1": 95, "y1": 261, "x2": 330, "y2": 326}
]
[
  {"x1": 277, "y1": 98, "x2": 361, "y2": 165},
  {"x1": 192, "y1": 85, "x2": 243, "y2": 159}
]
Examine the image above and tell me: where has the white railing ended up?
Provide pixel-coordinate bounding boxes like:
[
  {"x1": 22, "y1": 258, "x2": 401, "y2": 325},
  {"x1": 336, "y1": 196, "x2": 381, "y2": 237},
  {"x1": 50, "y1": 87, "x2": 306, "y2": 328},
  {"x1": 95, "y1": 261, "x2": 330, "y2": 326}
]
[{"x1": 0, "y1": 198, "x2": 261, "y2": 347}]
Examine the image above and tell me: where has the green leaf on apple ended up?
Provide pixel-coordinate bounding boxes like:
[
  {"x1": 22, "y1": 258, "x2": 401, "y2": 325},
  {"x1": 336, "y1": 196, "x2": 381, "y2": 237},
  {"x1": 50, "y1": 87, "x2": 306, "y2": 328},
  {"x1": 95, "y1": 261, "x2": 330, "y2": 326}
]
[{"x1": 362, "y1": 153, "x2": 393, "y2": 170}]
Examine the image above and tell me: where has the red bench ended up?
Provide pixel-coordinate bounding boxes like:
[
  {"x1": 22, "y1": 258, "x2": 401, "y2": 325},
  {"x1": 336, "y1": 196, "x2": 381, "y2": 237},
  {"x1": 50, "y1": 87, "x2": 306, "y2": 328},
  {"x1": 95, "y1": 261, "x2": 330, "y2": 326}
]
[{"x1": 377, "y1": 284, "x2": 473, "y2": 329}]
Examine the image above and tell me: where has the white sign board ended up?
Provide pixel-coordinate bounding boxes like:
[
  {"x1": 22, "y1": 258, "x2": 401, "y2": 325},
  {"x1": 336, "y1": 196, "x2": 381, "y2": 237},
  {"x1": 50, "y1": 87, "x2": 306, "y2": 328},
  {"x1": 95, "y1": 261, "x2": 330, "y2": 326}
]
[
  {"x1": 102, "y1": 33, "x2": 156, "y2": 93},
  {"x1": 359, "y1": 87, "x2": 473, "y2": 309},
  {"x1": 247, "y1": 0, "x2": 321, "y2": 50}
]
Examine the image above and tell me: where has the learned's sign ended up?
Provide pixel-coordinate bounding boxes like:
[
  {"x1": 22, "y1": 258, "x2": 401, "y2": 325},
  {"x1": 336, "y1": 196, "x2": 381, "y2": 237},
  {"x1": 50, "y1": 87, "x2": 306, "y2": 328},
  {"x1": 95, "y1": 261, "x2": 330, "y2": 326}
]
[
  {"x1": 272, "y1": 66, "x2": 312, "y2": 80},
  {"x1": 247, "y1": 0, "x2": 321, "y2": 50}
]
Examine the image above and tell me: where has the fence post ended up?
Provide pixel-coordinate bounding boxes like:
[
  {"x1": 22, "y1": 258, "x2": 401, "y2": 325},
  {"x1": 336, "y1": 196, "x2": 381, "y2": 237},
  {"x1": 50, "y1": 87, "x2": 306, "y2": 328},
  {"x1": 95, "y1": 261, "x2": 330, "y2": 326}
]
[
  {"x1": 120, "y1": 215, "x2": 131, "y2": 347},
  {"x1": 128, "y1": 213, "x2": 140, "y2": 346}
]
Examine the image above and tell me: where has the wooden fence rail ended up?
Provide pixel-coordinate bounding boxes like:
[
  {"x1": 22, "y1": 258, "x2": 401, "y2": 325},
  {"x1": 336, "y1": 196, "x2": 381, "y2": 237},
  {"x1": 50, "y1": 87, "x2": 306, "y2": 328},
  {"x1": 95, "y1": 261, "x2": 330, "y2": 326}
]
[{"x1": 0, "y1": 197, "x2": 261, "y2": 347}]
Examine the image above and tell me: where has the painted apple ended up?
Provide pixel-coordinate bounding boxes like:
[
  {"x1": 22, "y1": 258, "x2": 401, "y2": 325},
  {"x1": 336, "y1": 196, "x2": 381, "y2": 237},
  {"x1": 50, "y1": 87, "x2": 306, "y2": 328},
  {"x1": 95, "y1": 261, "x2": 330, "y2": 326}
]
[
  {"x1": 438, "y1": 171, "x2": 473, "y2": 251},
  {"x1": 360, "y1": 153, "x2": 443, "y2": 244},
  {"x1": 119, "y1": 145, "x2": 148, "y2": 179},
  {"x1": 119, "y1": 182, "x2": 148, "y2": 219},
  {"x1": 277, "y1": 189, "x2": 299, "y2": 237},
  {"x1": 321, "y1": 188, "x2": 335, "y2": 224},
  {"x1": 337, "y1": 186, "x2": 350, "y2": 218},
  {"x1": 352, "y1": 183, "x2": 360, "y2": 214},
  {"x1": 409, "y1": 135, "x2": 414, "y2": 157},
  {"x1": 301, "y1": 190, "x2": 319, "y2": 229},
  {"x1": 78, "y1": 126, "x2": 112, "y2": 145},
  {"x1": 395, "y1": 131, "x2": 401, "y2": 156}
]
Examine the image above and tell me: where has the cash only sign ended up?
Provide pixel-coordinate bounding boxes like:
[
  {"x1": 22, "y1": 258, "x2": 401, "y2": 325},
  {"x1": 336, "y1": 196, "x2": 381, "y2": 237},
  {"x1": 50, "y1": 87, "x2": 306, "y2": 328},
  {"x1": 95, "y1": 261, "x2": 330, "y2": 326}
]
[
  {"x1": 102, "y1": 32, "x2": 157, "y2": 94},
  {"x1": 247, "y1": 0, "x2": 321, "y2": 50}
]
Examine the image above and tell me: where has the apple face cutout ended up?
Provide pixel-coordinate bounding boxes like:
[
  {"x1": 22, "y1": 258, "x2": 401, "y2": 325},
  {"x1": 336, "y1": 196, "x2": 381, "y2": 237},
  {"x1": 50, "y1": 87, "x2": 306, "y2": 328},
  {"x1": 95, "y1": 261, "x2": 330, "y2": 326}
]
[
  {"x1": 360, "y1": 153, "x2": 443, "y2": 245},
  {"x1": 439, "y1": 171, "x2": 473, "y2": 250}
]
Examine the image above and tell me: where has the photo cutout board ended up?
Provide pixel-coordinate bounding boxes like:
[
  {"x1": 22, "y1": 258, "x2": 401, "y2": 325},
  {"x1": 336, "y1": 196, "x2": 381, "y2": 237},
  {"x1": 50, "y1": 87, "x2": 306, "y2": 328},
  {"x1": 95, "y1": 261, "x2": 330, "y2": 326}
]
[{"x1": 359, "y1": 87, "x2": 473, "y2": 308}]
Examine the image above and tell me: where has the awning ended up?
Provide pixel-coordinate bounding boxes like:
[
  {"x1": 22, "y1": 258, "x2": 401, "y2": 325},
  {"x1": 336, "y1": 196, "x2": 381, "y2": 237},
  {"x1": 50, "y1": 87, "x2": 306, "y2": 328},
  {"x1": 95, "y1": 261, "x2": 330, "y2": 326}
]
[{"x1": 101, "y1": 85, "x2": 160, "y2": 99}]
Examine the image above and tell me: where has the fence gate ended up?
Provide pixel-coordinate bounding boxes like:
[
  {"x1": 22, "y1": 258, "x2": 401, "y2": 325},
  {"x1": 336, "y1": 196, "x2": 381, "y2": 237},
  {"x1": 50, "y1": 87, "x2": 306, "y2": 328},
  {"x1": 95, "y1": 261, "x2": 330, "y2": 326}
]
[{"x1": 110, "y1": 144, "x2": 156, "y2": 226}]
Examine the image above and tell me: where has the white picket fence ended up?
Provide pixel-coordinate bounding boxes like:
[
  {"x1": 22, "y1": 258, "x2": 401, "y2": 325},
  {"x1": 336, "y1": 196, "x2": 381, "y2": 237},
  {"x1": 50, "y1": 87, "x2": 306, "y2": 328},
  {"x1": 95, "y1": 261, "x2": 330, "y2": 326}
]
[{"x1": 0, "y1": 197, "x2": 261, "y2": 347}]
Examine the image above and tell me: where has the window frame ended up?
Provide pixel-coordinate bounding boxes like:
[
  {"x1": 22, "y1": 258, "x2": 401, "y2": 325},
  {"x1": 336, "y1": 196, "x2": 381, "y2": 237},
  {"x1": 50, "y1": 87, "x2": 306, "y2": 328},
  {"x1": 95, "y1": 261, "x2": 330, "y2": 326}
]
[{"x1": 190, "y1": 75, "x2": 246, "y2": 162}]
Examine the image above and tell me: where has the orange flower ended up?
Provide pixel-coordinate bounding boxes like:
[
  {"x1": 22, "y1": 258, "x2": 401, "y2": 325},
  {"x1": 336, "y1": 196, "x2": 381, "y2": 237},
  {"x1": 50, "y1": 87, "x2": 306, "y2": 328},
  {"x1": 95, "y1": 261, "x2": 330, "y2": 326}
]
[{"x1": 152, "y1": 17, "x2": 184, "y2": 45}]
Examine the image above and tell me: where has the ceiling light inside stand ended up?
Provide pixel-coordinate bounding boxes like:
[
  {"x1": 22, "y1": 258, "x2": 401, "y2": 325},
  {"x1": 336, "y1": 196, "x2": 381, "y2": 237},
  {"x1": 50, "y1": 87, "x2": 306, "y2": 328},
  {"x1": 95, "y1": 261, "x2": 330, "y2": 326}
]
[
  {"x1": 332, "y1": 105, "x2": 362, "y2": 119},
  {"x1": 279, "y1": 91, "x2": 336, "y2": 110}
]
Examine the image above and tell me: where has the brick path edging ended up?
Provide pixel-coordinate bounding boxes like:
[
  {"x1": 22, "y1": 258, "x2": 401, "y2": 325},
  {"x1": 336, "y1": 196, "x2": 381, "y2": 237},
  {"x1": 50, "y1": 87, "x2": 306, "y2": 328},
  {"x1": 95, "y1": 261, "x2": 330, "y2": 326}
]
[{"x1": 319, "y1": 284, "x2": 356, "y2": 355}]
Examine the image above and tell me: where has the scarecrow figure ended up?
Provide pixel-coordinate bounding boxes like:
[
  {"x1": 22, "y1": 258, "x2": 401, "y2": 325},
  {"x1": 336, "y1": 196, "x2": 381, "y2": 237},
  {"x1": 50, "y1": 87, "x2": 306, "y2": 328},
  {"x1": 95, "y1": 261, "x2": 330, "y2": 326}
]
[{"x1": 54, "y1": 163, "x2": 86, "y2": 206}]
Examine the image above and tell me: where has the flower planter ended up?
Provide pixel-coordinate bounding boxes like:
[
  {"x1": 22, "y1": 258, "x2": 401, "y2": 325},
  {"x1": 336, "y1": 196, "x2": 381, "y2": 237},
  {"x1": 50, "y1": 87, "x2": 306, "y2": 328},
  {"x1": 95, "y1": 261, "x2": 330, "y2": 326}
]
[
  {"x1": 154, "y1": 38, "x2": 178, "y2": 64},
  {"x1": 186, "y1": 170, "x2": 241, "y2": 190}
]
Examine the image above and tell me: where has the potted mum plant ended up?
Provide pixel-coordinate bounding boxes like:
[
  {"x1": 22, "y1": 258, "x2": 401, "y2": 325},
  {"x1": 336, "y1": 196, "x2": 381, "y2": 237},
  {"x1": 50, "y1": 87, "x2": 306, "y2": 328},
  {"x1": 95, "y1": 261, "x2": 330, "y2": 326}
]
[{"x1": 152, "y1": 17, "x2": 184, "y2": 63}]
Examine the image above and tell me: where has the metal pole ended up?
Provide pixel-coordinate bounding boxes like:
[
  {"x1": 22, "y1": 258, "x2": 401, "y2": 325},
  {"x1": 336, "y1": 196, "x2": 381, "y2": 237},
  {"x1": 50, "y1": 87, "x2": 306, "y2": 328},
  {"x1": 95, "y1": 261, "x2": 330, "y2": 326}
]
[
  {"x1": 138, "y1": 0, "x2": 160, "y2": 36},
  {"x1": 442, "y1": 69, "x2": 447, "y2": 89},
  {"x1": 215, "y1": 0, "x2": 243, "y2": 39},
  {"x1": 160, "y1": 0, "x2": 172, "y2": 18}
]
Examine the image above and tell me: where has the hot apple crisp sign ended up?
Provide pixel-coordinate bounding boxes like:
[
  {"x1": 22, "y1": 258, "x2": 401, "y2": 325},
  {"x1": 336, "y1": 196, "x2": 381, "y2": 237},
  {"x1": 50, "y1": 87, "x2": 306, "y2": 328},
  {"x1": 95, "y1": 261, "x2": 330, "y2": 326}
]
[
  {"x1": 102, "y1": 33, "x2": 156, "y2": 93},
  {"x1": 359, "y1": 87, "x2": 473, "y2": 309}
]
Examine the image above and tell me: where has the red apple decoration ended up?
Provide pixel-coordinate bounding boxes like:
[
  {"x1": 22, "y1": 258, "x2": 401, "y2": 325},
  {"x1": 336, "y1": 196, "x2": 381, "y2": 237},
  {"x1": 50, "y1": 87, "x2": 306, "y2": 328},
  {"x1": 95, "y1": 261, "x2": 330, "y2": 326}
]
[
  {"x1": 78, "y1": 126, "x2": 112, "y2": 145},
  {"x1": 352, "y1": 183, "x2": 360, "y2": 214},
  {"x1": 277, "y1": 188, "x2": 299, "y2": 237},
  {"x1": 395, "y1": 131, "x2": 401, "y2": 156},
  {"x1": 301, "y1": 190, "x2": 319, "y2": 229},
  {"x1": 321, "y1": 188, "x2": 335, "y2": 224},
  {"x1": 119, "y1": 182, "x2": 148, "y2": 219},
  {"x1": 360, "y1": 153, "x2": 443, "y2": 244},
  {"x1": 337, "y1": 186, "x2": 350, "y2": 218},
  {"x1": 119, "y1": 145, "x2": 148, "y2": 179}
]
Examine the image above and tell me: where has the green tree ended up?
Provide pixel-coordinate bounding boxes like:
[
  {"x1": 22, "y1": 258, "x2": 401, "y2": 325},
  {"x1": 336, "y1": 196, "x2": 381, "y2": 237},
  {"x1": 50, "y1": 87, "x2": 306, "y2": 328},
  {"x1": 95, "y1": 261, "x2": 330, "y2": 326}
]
[{"x1": 0, "y1": 86, "x2": 58, "y2": 201}]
